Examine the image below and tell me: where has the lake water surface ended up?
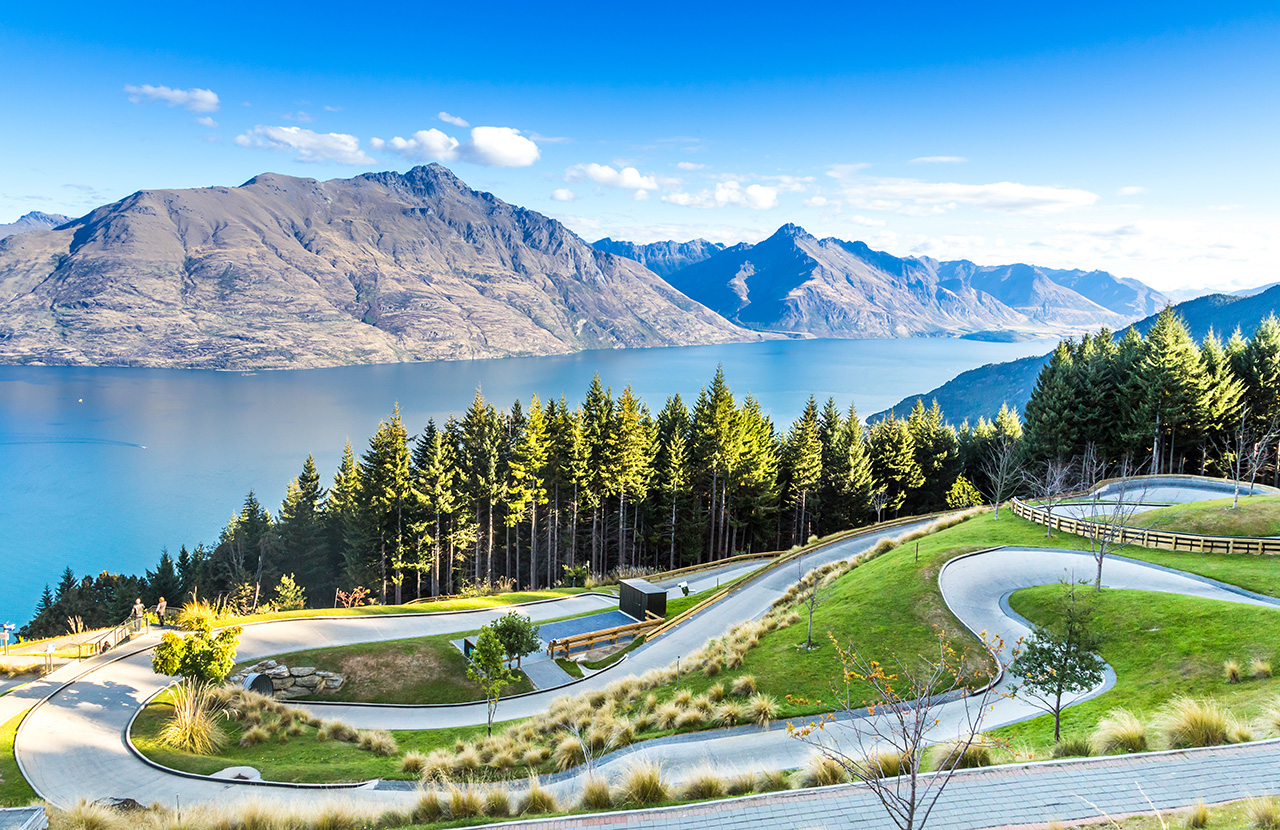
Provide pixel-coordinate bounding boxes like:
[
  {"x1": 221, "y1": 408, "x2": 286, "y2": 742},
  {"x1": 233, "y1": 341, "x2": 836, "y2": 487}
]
[{"x1": 0, "y1": 337, "x2": 1051, "y2": 622}]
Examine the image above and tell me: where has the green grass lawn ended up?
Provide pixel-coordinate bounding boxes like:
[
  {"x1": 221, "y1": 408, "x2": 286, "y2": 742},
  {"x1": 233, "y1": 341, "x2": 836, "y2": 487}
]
[
  {"x1": 227, "y1": 587, "x2": 592, "y2": 626},
  {"x1": 0, "y1": 710, "x2": 36, "y2": 806},
  {"x1": 990, "y1": 586, "x2": 1280, "y2": 756},
  {"x1": 245, "y1": 632, "x2": 533, "y2": 704},
  {"x1": 132, "y1": 695, "x2": 492, "y2": 783},
  {"x1": 1121, "y1": 494, "x2": 1280, "y2": 538}
]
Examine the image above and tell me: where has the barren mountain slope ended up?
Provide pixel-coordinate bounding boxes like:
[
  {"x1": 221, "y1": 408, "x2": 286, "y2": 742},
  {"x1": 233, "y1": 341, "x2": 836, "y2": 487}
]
[{"x1": 0, "y1": 165, "x2": 756, "y2": 369}]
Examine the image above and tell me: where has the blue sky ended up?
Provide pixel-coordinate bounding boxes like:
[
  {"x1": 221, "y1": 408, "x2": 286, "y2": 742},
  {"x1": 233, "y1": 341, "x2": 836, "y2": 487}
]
[{"x1": 3, "y1": 2, "x2": 1278, "y2": 292}]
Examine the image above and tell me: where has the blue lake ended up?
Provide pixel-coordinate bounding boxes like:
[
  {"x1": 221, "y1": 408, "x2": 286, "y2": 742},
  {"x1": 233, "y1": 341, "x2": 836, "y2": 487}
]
[{"x1": 0, "y1": 337, "x2": 1051, "y2": 622}]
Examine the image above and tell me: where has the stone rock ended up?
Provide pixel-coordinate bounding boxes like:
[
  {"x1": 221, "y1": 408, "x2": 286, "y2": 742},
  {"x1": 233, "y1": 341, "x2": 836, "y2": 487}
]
[
  {"x1": 288, "y1": 666, "x2": 316, "y2": 677},
  {"x1": 270, "y1": 676, "x2": 295, "y2": 690},
  {"x1": 294, "y1": 675, "x2": 320, "y2": 688},
  {"x1": 266, "y1": 665, "x2": 290, "y2": 678},
  {"x1": 327, "y1": 676, "x2": 345, "y2": 690}
]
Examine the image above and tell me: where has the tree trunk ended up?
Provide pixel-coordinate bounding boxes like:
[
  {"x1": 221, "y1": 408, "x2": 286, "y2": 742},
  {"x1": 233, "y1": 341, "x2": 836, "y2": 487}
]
[
  {"x1": 669, "y1": 486, "x2": 677, "y2": 569},
  {"x1": 530, "y1": 498, "x2": 538, "y2": 590}
]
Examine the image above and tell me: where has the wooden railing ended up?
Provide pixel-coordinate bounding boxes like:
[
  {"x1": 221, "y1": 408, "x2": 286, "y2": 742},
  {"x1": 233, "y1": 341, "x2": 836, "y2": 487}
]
[
  {"x1": 545, "y1": 612, "x2": 663, "y2": 659},
  {"x1": 1011, "y1": 497, "x2": 1280, "y2": 556}
]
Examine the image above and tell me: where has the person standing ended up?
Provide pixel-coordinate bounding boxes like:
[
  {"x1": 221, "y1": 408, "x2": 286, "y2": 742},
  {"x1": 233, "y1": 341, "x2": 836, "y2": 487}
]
[
  {"x1": 156, "y1": 597, "x2": 167, "y2": 625},
  {"x1": 131, "y1": 598, "x2": 145, "y2": 632}
]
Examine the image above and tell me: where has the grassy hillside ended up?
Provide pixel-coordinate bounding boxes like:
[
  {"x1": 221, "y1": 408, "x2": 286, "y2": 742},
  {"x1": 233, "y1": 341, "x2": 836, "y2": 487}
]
[{"x1": 1124, "y1": 495, "x2": 1280, "y2": 538}]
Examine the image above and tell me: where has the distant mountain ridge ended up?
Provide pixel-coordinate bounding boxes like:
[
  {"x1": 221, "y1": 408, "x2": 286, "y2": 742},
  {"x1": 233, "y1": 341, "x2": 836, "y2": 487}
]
[
  {"x1": 591, "y1": 237, "x2": 724, "y2": 277},
  {"x1": 0, "y1": 211, "x2": 69, "y2": 240},
  {"x1": 611, "y1": 224, "x2": 1167, "y2": 339},
  {"x1": 0, "y1": 165, "x2": 756, "y2": 369},
  {"x1": 871, "y1": 285, "x2": 1280, "y2": 424}
]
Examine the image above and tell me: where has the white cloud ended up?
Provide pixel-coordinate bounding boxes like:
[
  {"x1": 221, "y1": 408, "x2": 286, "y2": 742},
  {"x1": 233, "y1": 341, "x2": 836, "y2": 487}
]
[
  {"x1": 910, "y1": 156, "x2": 968, "y2": 164},
  {"x1": 373, "y1": 126, "x2": 540, "y2": 167},
  {"x1": 530, "y1": 132, "x2": 572, "y2": 144},
  {"x1": 551, "y1": 188, "x2": 576, "y2": 202},
  {"x1": 235, "y1": 126, "x2": 374, "y2": 164},
  {"x1": 124, "y1": 84, "x2": 220, "y2": 113},
  {"x1": 804, "y1": 196, "x2": 831, "y2": 208},
  {"x1": 676, "y1": 161, "x2": 706, "y2": 171},
  {"x1": 281, "y1": 111, "x2": 314, "y2": 123},
  {"x1": 1117, "y1": 185, "x2": 1146, "y2": 196},
  {"x1": 438, "y1": 111, "x2": 470, "y2": 128},
  {"x1": 826, "y1": 166, "x2": 1098, "y2": 215},
  {"x1": 634, "y1": 190, "x2": 650, "y2": 201},
  {"x1": 662, "y1": 181, "x2": 779, "y2": 210},
  {"x1": 851, "y1": 215, "x2": 886, "y2": 227},
  {"x1": 324, "y1": 105, "x2": 343, "y2": 112},
  {"x1": 566, "y1": 163, "x2": 659, "y2": 190},
  {"x1": 195, "y1": 116, "x2": 218, "y2": 128}
]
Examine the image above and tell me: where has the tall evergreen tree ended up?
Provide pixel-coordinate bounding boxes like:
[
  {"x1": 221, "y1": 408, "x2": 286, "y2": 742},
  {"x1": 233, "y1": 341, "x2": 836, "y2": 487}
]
[
  {"x1": 868, "y1": 415, "x2": 924, "y2": 516},
  {"x1": 277, "y1": 454, "x2": 330, "y2": 604},
  {"x1": 785, "y1": 396, "x2": 823, "y2": 544}
]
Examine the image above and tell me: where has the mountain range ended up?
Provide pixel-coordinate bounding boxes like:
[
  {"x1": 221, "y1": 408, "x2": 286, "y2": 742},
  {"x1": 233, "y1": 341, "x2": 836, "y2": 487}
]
[
  {"x1": 871, "y1": 285, "x2": 1280, "y2": 424},
  {"x1": 0, "y1": 166, "x2": 754, "y2": 369},
  {"x1": 0, "y1": 211, "x2": 68, "y2": 240},
  {"x1": 614, "y1": 224, "x2": 1168, "y2": 338},
  {"x1": 0, "y1": 166, "x2": 1171, "y2": 370}
]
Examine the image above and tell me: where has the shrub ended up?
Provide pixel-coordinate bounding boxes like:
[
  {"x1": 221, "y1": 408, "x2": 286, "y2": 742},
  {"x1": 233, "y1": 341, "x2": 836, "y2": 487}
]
[
  {"x1": 1050, "y1": 738, "x2": 1092, "y2": 759},
  {"x1": 654, "y1": 702, "x2": 682, "y2": 730},
  {"x1": 681, "y1": 767, "x2": 726, "y2": 800},
  {"x1": 1186, "y1": 800, "x2": 1209, "y2": 829},
  {"x1": 311, "y1": 803, "x2": 361, "y2": 830},
  {"x1": 522, "y1": 746, "x2": 549, "y2": 767},
  {"x1": 286, "y1": 721, "x2": 304, "y2": 737},
  {"x1": 239, "y1": 725, "x2": 269, "y2": 747},
  {"x1": 358, "y1": 730, "x2": 398, "y2": 756},
  {"x1": 455, "y1": 745, "x2": 482, "y2": 771},
  {"x1": 1226, "y1": 660, "x2": 1243, "y2": 684},
  {"x1": 483, "y1": 788, "x2": 511, "y2": 817},
  {"x1": 707, "y1": 683, "x2": 725, "y2": 703},
  {"x1": 553, "y1": 735, "x2": 585, "y2": 771},
  {"x1": 745, "y1": 693, "x2": 779, "y2": 727},
  {"x1": 157, "y1": 681, "x2": 228, "y2": 755},
  {"x1": 1252, "y1": 797, "x2": 1280, "y2": 830},
  {"x1": 1229, "y1": 714, "x2": 1255, "y2": 744},
  {"x1": 619, "y1": 760, "x2": 668, "y2": 806},
  {"x1": 175, "y1": 600, "x2": 222, "y2": 631},
  {"x1": 1253, "y1": 659, "x2": 1273, "y2": 679},
  {"x1": 579, "y1": 777, "x2": 613, "y2": 810},
  {"x1": 799, "y1": 754, "x2": 848, "y2": 787},
  {"x1": 759, "y1": 768, "x2": 792, "y2": 792},
  {"x1": 732, "y1": 675, "x2": 757, "y2": 697},
  {"x1": 518, "y1": 778, "x2": 558, "y2": 815},
  {"x1": 674, "y1": 709, "x2": 705, "y2": 729},
  {"x1": 1091, "y1": 708, "x2": 1148, "y2": 754},
  {"x1": 1156, "y1": 697, "x2": 1231, "y2": 749},
  {"x1": 672, "y1": 689, "x2": 694, "y2": 706},
  {"x1": 448, "y1": 786, "x2": 482, "y2": 818},
  {"x1": 421, "y1": 749, "x2": 454, "y2": 782},
  {"x1": 399, "y1": 751, "x2": 428, "y2": 775},
  {"x1": 703, "y1": 660, "x2": 721, "y2": 677},
  {"x1": 412, "y1": 792, "x2": 444, "y2": 823},
  {"x1": 317, "y1": 719, "x2": 357, "y2": 743}
]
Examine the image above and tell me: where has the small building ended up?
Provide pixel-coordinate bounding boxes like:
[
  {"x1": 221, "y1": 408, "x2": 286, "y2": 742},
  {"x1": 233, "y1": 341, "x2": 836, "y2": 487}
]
[{"x1": 619, "y1": 577, "x2": 667, "y2": 621}]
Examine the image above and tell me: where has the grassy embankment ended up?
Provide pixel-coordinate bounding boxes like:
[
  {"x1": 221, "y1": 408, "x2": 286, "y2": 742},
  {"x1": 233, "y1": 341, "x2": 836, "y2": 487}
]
[
  {"x1": 0, "y1": 711, "x2": 37, "y2": 806},
  {"x1": 227, "y1": 587, "x2": 599, "y2": 626},
  {"x1": 1122, "y1": 494, "x2": 1280, "y2": 538}
]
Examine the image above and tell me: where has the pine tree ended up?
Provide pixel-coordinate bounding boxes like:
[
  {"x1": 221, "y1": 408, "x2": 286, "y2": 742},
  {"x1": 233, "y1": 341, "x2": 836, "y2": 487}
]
[
  {"x1": 412, "y1": 420, "x2": 458, "y2": 596},
  {"x1": 277, "y1": 454, "x2": 329, "y2": 604},
  {"x1": 868, "y1": 415, "x2": 924, "y2": 516},
  {"x1": 581, "y1": 375, "x2": 613, "y2": 573},
  {"x1": 508, "y1": 394, "x2": 550, "y2": 588},
  {"x1": 906, "y1": 398, "x2": 960, "y2": 512},
  {"x1": 1137, "y1": 309, "x2": 1207, "y2": 474},
  {"x1": 358, "y1": 407, "x2": 414, "y2": 604},
  {"x1": 655, "y1": 395, "x2": 692, "y2": 567},
  {"x1": 1197, "y1": 330, "x2": 1246, "y2": 474},
  {"x1": 836, "y1": 402, "x2": 875, "y2": 529},
  {"x1": 785, "y1": 396, "x2": 823, "y2": 544},
  {"x1": 145, "y1": 549, "x2": 182, "y2": 606},
  {"x1": 1023, "y1": 343, "x2": 1078, "y2": 462},
  {"x1": 327, "y1": 441, "x2": 365, "y2": 593}
]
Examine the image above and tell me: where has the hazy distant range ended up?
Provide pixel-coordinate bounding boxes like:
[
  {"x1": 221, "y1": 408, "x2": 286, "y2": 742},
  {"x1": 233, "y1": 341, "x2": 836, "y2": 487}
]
[{"x1": 0, "y1": 164, "x2": 1171, "y2": 371}]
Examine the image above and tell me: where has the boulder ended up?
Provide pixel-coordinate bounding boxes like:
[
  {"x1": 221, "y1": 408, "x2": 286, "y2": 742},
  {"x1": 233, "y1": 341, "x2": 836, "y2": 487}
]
[
  {"x1": 294, "y1": 675, "x2": 320, "y2": 689},
  {"x1": 266, "y1": 665, "x2": 290, "y2": 679},
  {"x1": 288, "y1": 666, "x2": 316, "y2": 677},
  {"x1": 271, "y1": 676, "x2": 295, "y2": 690}
]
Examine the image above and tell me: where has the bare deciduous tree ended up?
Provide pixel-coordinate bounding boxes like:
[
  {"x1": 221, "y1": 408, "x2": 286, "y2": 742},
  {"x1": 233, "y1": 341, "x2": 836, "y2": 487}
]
[
  {"x1": 979, "y1": 437, "x2": 1023, "y2": 519},
  {"x1": 1081, "y1": 455, "x2": 1150, "y2": 591},
  {"x1": 1023, "y1": 457, "x2": 1078, "y2": 538},
  {"x1": 1218, "y1": 406, "x2": 1280, "y2": 509},
  {"x1": 788, "y1": 630, "x2": 1006, "y2": 830},
  {"x1": 871, "y1": 488, "x2": 890, "y2": 524}
]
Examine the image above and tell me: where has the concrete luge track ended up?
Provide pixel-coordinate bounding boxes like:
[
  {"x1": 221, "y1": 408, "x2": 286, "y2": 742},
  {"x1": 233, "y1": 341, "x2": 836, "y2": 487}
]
[{"x1": 16, "y1": 476, "x2": 1280, "y2": 821}]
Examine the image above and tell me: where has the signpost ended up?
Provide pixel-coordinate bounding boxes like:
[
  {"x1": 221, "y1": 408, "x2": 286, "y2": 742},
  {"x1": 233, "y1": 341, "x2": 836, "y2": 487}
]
[{"x1": 0, "y1": 624, "x2": 11, "y2": 656}]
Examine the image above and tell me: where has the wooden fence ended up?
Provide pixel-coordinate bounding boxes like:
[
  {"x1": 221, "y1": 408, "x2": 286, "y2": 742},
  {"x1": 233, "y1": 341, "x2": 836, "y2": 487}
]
[
  {"x1": 545, "y1": 612, "x2": 664, "y2": 659},
  {"x1": 1010, "y1": 497, "x2": 1280, "y2": 556}
]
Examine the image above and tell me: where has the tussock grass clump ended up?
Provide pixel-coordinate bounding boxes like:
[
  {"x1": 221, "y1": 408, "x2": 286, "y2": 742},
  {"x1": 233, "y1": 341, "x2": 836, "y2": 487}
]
[
  {"x1": 420, "y1": 749, "x2": 454, "y2": 782},
  {"x1": 1091, "y1": 708, "x2": 1148, "y2": 755},
  {"x1": 714, "y1": 702, "x2": 744, "y2": 727},
  {"x1": 412, "y1": 792, "x2": 444, "y2": 823},
  {"x1": 239, "y1": 725, "x2": 269, "y2": 747},
  {"x1": 703, "y1": 660, "x2": 721, "y2": 677},
  {"x1": 1253, "y1": 658, "x2": 1273, "y2": 679},
  {"x1": 1228, "y1": 715, "x2": 1255, "y2": 744},
  {"x1": 448, "y1": 786, "x2": 482, "y2": 818},
  {"x1": 1226, "y1": 660, "x2": 1243, "y2": 684},
  {"x1": 674, "y1": 709, "x2": 705, "y2": 729},
  {"x1": 745, "y1": 693, "x2": 779, "y2": 726},
  {"x1": 311, "y1": 803, "x2": 362, "y2": 830},
  {"x1": 653, "y1": 702, "x2": 682, "y2": 730},
  {"x1": 482, "y1": 788, "x2": 511, "y2": 817},
  {"x1": 619, "y1": 760, "x2": 668, "y2": 806},
  {"x1": 175, "y1": 599, "x2": 222, "y2": 631},
  {"x1": 455, "y1": 744, "x2": 482, "y2": 771},
  {"x1": 726, "y1": 772, "x2": 759, "y2": 796},
  {"x1": 358, "y1": 730, "x2": 398, "y2": 756},
  {"x1": 731, "y1": 675, "x2": 757, "y2": 697},
  {"x1": 579, "y1": 776, "x2": 613, "y2": 810},
  {"x1": 707, "y1": 683, "x2": 725, "y2": 703},
  {"x1": 932, "y1": 741, "x2": 992, "y2": 771},
  {"x1": 1156, "y1": 697, "x2": 1231, "y2": 749},
  {"x1": 157, "y1": 681, "x2": 228, "y2": 756},
  {"x1": 399, "y1": 751, "x2": 427, "y2": 775},
  {"x1": 680, "y1": 767, "x2": 726, "y2": 800},
  {"x1": 316, "y1": 719, "x2": 358, "y2": 743},
  {"x1": 522, "y1": 746, "x2": 549, "y2": 767},
  {"x1": 518, "y1": 777, "x2": 558, "y2": 815},
  {"x1": 870, "y1": 751, "x2": 910, "y2": 779},
  {"x1": 799, "y1": 754, "x2": 848, "y2": 787},
  {"x1": 1050, "y1": 738, "x2": 1092, "y2": 759},
  {"x1": 553, "y1": 735, "x2": 585, "y2": 771},
  {"x1": 1186, "y1": 800, "x2": 1209, "y2": 829},
  {"x1": 1251, "y1": 797, "x2": 1280, "y2": 830},
  {"x1": 759, "y1": 768, "x2": 792, "y2": 792}
]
